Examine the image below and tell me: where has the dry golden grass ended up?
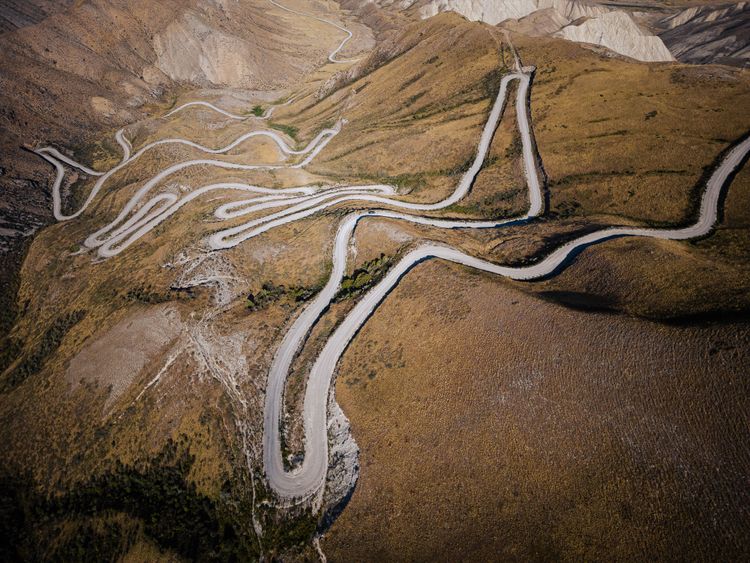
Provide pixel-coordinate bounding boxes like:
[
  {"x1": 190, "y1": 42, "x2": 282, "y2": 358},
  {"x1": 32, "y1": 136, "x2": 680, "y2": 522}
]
[
  {"x1": 2, "y1": 10, "x2": 749, "y2": 560},
  {"x1": 324, "y1": 261, "x2": 750, "y2": 561}
]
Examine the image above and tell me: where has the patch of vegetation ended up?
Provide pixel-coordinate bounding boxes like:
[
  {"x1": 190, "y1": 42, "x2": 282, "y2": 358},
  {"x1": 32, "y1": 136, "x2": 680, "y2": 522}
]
[
  {"x1": 588, "y1": 129, "x2": 629, "y2": 139},
  {"x1": 0, "y1": 438, "x2": 253, "y2": 561},
  {"x1": 505, "y1": 133, "x2": 523, "y2": 160},
  {"x1": 269, "y1": 122, "x2": 299, "y2": 141},
  {"x1": 122, "y1": 284, "x2": 193, "y2": 305},
  {"x1": 251, "y1": 105, "x2": 265, "y2": 117},
  {"x1": 349, "y1": 172, "x2": 428, "y2": 193},
  {"x1": 481, "y1": 69, "x2": 505, "y2": 100},
  {"x1": 2, "y1": 310, "x2": 86, "y2": 392},
  {"x1": 262, "y1": 510, "x2": 318, "y2": 555},
  {"x1": 76, "y1": 139, "x2": 118, "y2": 170},
  {"x1": 406, "y1": 69, "x2": 507, "y2": 123},
  {"x1": 645, "y1": 110, "x2": 658, "y2": 121},
  {"x1": 247, "y1": 281, "x2": 321, "y2": 312},
  {"x1": 335, "y1": 253, "x2": 392, "y2": 302},
  {"x1": 0, "y1": 238, "x2": 30, "y2": 374},
  {"x1": 437, "y1": 154, "x2": 478, "y2": 177},
  {"x1": 325, "y1": 139, "x2": 379, "y2": 162},
  {"x1": 0, "y1": 337, "x2": 23, "y2": 376},
  {"x1": 405, "y1": 92, "x2": 426, "y2": 107},
  {"x1": 551, "y1": 199, "x2": 583, "y2": 219},
  {"x1": 247, "y1": 281, "x2": 285, "y2": 311},
  {"x1": 389, "y1": 173, "x2": 428, "y2": 191},
  {"x1": 550, "y1": 169, "x2": 637, "y2": 188},
  {"x1": 446, "y1": 184, "x2": 524, "y2": 217},
  {"x1": 400, "y1": 71, "x2": 426, "y2": 91},
  {"x1": 48, "y1": 517, "x2": 138, "y2": 562}
]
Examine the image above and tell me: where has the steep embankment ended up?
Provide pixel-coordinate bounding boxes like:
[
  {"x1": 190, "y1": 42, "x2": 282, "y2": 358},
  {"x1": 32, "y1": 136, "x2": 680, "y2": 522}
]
[
  {"x1": 0, "y1": 0, "x2": 73, "y2": 33},
  {"x1": 417, "y1": 0, "x2": 674, "y2": 62},
  {"x1": 657, "y1": 2, "x2": 750, "y2": 66},
  {"x1": 555, "y1": 11, "x2": 674, "y2": 62}
]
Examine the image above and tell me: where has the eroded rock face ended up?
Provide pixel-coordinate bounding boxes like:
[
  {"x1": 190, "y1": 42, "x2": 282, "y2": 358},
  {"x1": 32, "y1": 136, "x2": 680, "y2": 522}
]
[
  {"x1": 323, "y1": 392, "x2": 360, "y2": 521},
  {"x1": 556, "y1": 11, "x2": 674, "y2": 62},
  {"x1": 419, "y1": 0, "x2": 607, "y2": 26},
  {"x1": 418, "y1": 0, "x2": 674, "y2": 62},
  {"x1": 0, "y1": 0, "x2": 73, "y2": 34},
  {"x1": 154, "y1": 11, "x2": 260, "y2": 88},
  {"x1": 657, "y1": 2, "x2": 750, "y2": 66},
  {"x1": 499, "y1": 7, "x2": 571, "y2": 37}
]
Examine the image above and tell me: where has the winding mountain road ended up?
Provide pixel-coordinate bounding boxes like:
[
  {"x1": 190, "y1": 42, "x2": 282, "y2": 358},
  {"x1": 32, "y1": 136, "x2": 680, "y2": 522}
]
[
  {"x1": 267, "y1": 0, "x2": 359, "y2": 63},
  {"x1": 255, "y1": 82, "x2": 750, "y2": 501},
  {"x1": 32, "y1": 4, "x2": 750, "y2": 510}
]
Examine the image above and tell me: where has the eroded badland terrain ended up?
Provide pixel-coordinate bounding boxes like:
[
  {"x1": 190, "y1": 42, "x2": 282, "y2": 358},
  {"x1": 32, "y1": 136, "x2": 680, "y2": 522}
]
[{"x1": 0, "y1": 0, "x2": 749, "y2": 560}]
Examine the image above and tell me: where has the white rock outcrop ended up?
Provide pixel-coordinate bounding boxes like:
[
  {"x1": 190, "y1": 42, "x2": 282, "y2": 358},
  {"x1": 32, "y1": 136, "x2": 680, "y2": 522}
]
[
  {"x1": 556, "y1": 11, "x2": 675, "y2": 62},
  {"x1": 322, "y1": 392, "x2": 360, "y2": 517},
  {"x1": 419, "y1": 0, "x2": 675, "y2": 62},
  {"x1": 419, "y1": 0, "x2": 607, "y2": 26},
  {"x1": 500, "y1": 7, "x2": 572, "y2": 37}
]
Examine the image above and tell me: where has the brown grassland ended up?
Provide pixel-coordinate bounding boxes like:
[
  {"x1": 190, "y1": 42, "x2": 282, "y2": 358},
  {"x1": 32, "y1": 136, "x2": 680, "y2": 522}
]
[{"x1": 1, "y1": 10, "x2": 749, "y2": 560}]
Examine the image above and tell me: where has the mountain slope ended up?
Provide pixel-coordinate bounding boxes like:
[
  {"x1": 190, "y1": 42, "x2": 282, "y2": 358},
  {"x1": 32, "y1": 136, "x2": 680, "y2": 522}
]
[{"x1": 657, "y1": 2, "x2": 750, "y2": 65}]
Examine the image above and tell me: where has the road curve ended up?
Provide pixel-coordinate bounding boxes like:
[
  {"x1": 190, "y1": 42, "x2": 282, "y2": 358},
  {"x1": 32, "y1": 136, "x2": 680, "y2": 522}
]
[
  {"x1": 261, "y1": 129, "x2": 750, "y2": 503},
  {"x1": 34, "y1": 117, "x2": 343, "y2": 223},
  {"x1": 208, "y1": 72, "x2": 537, "y2": 250},
  {"x1": 31, "y1": 12, "x2": 750, "y2": 511},
  {"x1": 267, "y1": 0, "x2": 359, "y2": 64},
  {"x1": 261, "y1": 69, "x2": 545, "y2": 500},
  {"x1": 164, "y1": 93, "x2": 300, "y2": 121}
]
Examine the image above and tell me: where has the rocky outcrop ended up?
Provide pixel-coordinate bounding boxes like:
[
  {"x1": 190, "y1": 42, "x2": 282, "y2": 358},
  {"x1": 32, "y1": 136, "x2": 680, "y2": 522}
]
[
  {"x1": 321, "y1": 391, "x2": 359, "y2": 524},
  {"x1": 657, "y1": 2, "x2": 750, "y2": 66},
  {"x1": 500, "y1": 7, "x2": 571, "y2": 37},
  {"x1": 0, "y1": 0, "x2": 73, "y2": 34},
  {"x1": 556, "y1": 12, "x2": 674, "y2": 62},
  {"x1": 418, "y1": 0, "x2": 673, "y2": 62},
  {"x1": 419, "y1": 0, "x2": 607, "y2": 26}
]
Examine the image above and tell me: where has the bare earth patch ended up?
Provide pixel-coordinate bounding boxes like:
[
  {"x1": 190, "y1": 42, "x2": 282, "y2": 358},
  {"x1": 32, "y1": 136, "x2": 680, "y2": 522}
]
[{"x1": 66, "y1": 304, "x2": 182, "y2": 410}]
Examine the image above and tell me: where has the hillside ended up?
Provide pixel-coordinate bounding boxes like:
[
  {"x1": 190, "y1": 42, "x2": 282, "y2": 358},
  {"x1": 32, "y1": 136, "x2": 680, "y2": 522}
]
[
  {"x1": 1, "y1": 0, "x2": 749, "y2": 560},
  {"x1": 0, "y1": 0, "x2": 372, "y2": 340}
]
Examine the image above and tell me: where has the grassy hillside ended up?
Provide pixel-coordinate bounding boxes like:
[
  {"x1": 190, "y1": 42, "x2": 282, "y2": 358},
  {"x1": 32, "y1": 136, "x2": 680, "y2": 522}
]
[{"x1": 0, "y1": 7, "x2": 748, "y2": 561}]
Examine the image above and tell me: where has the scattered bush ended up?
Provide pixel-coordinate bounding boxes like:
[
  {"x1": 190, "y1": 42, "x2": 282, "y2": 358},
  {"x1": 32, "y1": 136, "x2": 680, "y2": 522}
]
[
  {"x1": 247, "y1": 282, "x2": 286, "y2": 311},
  {"x1": 336, "y1": 254, "x2": 392, "y2": 301},
  {"x1": 400, "y1": 71, "x2": 426, "y2": 91},
  {"x1": 122, "y1": 284, "x2": 191, "y2": 304},
  {"x1": 269, "y1": 122, "x2": 299, "y2": 141},
  {"x1": 247, "y1": 281, "x2": 320, "y2": 312},
  {"x1": 3, "y1": 310, "x2": 86, "y2": 392}
]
